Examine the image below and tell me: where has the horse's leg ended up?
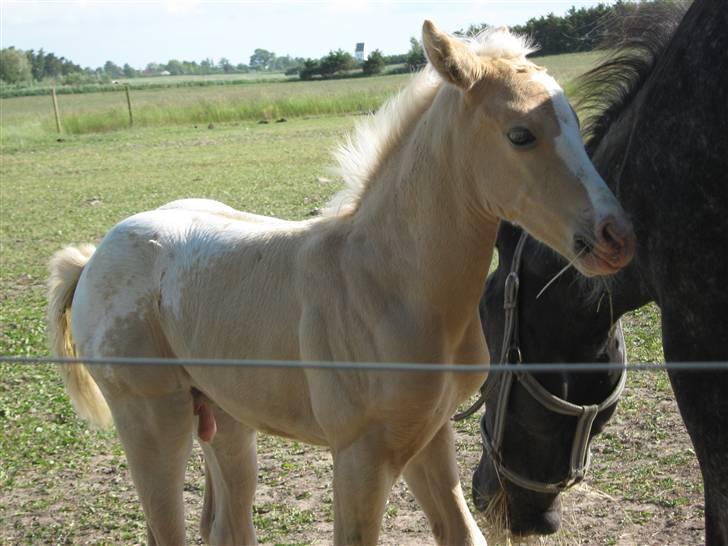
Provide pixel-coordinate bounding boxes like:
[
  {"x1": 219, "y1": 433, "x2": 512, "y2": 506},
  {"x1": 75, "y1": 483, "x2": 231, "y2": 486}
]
[
  {"x1": 75, "y1": 316, "x2": 194, "y2": 543},
  {"x1": 662, "y1": 316, "x2": 728, "y2": 545},
  {"x1": 403, "y1": 423, "x2": 486, "y2": 546},
  {"x1": 198, "y1": 406, "x2": 257, "y2": 546},
  {"x1": 109, "y1": 389, "x2": 194, "y2": 546},
  {"x1": 331, "y1": 431, "x2": 402, "y2": 546}
]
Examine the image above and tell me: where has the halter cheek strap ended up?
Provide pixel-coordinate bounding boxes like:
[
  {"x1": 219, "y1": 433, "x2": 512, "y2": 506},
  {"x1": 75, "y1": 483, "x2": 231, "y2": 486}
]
[{"x1": 457, "y1": 230, "x2": 627, "y2": 494}]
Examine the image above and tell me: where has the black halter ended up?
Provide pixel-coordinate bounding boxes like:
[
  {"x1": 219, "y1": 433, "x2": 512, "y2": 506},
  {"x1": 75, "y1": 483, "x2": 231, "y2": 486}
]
[{"x1": 456, "y1": 231, "x2": 627, "y2": 494}]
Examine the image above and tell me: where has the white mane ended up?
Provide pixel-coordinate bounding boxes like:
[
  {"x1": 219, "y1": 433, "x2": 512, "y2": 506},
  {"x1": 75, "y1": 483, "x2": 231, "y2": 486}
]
[
  {"x1": 323, "y1": 27, "x2": 536, "y2": 216},
  {"x1": 468, "y1": 26, "x2": 537, "y2": 60}
]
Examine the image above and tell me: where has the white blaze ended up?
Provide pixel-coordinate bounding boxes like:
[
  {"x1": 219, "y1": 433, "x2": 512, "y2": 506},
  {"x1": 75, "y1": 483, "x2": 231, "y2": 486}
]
[{"x1": 531, "y1": 70, "x2": 621, "y2": 221}]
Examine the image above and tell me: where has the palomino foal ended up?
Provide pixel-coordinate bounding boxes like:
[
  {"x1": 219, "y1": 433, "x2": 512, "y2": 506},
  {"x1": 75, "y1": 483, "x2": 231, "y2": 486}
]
[{"x1": 48, "y1": 22, "x2": 633, "y2": 546}]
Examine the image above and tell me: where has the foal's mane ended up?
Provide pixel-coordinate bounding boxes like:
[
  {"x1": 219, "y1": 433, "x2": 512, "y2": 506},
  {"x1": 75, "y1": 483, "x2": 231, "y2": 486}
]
[
  {"x1": 324, "y1": 27, "x2": 535, "y2": 216},
  {"x1": 576, "y1": 1, "x2": 688, "y2": 154}
]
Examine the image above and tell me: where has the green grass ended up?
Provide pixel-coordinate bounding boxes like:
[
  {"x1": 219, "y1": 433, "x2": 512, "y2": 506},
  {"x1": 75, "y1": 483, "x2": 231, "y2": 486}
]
[{"x1": 0, "y1": 51, "x2": 602, "y2": 137}]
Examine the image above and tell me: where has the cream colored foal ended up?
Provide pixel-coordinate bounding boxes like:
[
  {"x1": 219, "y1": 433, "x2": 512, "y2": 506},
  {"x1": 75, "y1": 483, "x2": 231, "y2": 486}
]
[{"x1": 49, "y1": 21, "x2": 633, "y2": 546}]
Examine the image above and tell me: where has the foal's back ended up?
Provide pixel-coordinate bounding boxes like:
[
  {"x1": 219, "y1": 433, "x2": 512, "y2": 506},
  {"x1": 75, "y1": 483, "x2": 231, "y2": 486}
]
[{"x1": 74, "y1": 202, "x2": 316, "y2": 361}]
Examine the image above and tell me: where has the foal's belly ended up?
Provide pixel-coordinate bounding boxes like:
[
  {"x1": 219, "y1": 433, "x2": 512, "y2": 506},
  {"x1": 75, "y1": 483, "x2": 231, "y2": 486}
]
[{"x1": 184, "y1": 366, "x2": 328, "y2": 445}]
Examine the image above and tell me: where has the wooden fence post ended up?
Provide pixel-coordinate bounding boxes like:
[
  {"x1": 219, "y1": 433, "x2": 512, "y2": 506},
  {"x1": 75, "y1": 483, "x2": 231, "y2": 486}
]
[
  {"x1": 125, "y1": 84, "x2": 133, "y2": 127},
  {"x1": 51, "y1": 87, "x2": 62, "y2": 134}
]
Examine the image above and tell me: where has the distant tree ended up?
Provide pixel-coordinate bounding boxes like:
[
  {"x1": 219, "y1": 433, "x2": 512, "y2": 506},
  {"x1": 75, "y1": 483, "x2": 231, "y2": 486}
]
[
  {"x1": 362, "y1": 49, "x2": 385, "y2": 75},
  {"x1": 382, "y1": 53, "x2": 407, "y2": 65},
  {"x1": 44, "y1": 52, "x2": 63, "y2": 78},
  {"x1": 122, "y1": 63, "x2": 138, "y2": 78},
  {"x1": 299, "y1": 58, "x2": 320, "y2": 80},
  {"x1": 144, "y1": 62, "x2": 161, "y2": 75},
  {"x1": 164, "y1": 59, "x2": 184, "y2": 75},
  {"x1": 249, "y1": 48, "x2": 275, "y2": 71},
  {"x1": 270, "y1": 54, "x2": 304, "y2": 73},
  {"x1": 200, "y1": 58, "x2": 214, "y2": 74},
  {"x1": 103, "y1": 60, "x2": 123, "y2": 78},
  {"x1": 0, "y1": 48, "x2": 32, "y2": 83},
  {"x1": 218, "y1": 57, "x2": 233, "y2": 73},
  {"x1": 236, "y1": 63, "x2": 250, "y2": 73},
  {"x1": 182, "y1": 60, "x2": 201, "y2": 75},
  {"x1": 319, "y1": 49, "x2": 355, "y2": 77},
  {"x1": 405, "y1": 37, "x2": 426, "y2": 71},
  {"x1": 26, "y1": 48, "x2": 45, "y2": 80}
]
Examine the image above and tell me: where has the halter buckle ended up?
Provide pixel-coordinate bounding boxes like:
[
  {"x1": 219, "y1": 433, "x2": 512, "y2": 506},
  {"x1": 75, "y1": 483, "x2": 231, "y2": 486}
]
[{"x1": 506, "y1": 346, "x2": 523, "y2": 364}]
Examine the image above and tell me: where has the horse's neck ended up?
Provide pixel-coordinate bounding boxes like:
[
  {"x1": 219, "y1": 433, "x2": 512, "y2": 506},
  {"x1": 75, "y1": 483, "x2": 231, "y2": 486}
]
[{"x1": 349, "y1": 95, "x2": 498, "y2": 323}]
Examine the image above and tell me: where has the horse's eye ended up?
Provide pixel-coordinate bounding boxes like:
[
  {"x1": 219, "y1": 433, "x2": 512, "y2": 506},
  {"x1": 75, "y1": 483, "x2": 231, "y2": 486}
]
[{"x1": 507, "y1": 127, "x2": 536, "y2": 147}]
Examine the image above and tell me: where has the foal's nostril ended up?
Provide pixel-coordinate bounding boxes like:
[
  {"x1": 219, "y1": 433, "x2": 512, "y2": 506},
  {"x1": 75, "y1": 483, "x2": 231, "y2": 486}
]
[
  {"x1": 574, "y1": 236, "x2": 594, "y2": 255},
  {"x1": 598, "y1": 216, "x2": 622, "y2": 247},
  {"x1": 595, "y1": 215, "x2": 635, "y2": 260}
]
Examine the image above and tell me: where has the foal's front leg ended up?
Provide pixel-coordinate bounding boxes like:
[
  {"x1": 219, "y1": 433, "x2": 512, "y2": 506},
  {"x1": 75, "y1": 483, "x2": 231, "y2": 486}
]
[
  {"x1": 331, "y1": 430, "x2": 402, "y2": 546},
  {"x1": 403, "y1": 423, "x2": 487, "y2": 546}
]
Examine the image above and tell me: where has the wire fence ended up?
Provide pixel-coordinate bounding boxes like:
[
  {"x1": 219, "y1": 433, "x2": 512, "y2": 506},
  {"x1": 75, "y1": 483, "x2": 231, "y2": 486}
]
[{"x1": 2, "y1": 354, "x2": 727, "y2": 374}]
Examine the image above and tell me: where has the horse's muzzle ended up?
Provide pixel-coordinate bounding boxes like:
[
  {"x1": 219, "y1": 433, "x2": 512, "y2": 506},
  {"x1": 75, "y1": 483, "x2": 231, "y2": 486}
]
[{"x1": 576, "y1": 215, "x2": 635, "y2": 275}]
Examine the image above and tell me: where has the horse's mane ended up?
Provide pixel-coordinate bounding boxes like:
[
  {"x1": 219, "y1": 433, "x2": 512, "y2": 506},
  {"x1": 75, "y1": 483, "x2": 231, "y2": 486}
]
[
  {"x1": 559, "y1": 2, "x2": 688, "y2": 304},
  {"x1": 576, "y1": 1, "x2": 688, "y2": 154},
  {"x1": 323, "y1": 27, "x2": 536, "y2": 216}
]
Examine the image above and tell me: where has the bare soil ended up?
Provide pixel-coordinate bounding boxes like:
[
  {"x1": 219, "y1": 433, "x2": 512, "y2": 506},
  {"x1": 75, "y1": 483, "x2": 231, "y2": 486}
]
[{"x1": 1, "y1": 368, "x2": 703, "y2": 545}]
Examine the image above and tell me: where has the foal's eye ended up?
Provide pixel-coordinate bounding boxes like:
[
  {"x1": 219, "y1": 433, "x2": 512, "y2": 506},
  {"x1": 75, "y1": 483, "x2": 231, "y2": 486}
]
[{"x1": 507, "y1": 127, "x2": 536, "y2": 147}]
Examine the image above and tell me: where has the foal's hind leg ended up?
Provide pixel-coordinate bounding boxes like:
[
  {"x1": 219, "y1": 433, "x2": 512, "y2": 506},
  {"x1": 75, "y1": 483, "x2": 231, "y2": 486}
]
[
  {"x1": 403, "y1": 423, "x2": 486, "y2": 546},
  {"x1": 199, "y1": 406, "x2": 258, "y2": 545},
  {"x1": 109, "y1": 388, "x2": 195, "y2": 546}
]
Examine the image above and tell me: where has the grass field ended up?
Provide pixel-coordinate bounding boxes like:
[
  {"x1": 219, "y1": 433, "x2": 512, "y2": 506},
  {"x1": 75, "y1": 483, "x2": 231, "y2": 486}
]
[
  {"x1": 0, "y1": 50, "x2": 703, "y2": 545},
  {"x1": 0, "y1": 51, "x2": 603, "y2": 138}
]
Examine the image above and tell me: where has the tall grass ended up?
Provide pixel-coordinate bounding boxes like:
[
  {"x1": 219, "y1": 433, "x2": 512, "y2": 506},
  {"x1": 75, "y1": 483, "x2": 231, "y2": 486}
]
[
  {"x1": 58, "y1": 91, "x2": 390, "y2": 134},
  {"x1": 1, "y1": 51, "x2": 603, "y2": 138}
]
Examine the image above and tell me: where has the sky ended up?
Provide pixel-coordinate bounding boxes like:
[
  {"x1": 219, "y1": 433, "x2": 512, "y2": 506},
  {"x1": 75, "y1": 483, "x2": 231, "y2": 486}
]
[{"x1": 1, "y1": 1, "x2": 614, "y2": 70}]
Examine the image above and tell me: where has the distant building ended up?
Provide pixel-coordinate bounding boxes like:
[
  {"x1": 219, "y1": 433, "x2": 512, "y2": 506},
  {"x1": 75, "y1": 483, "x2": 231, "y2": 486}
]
[{"x1": 355, "y1": 42, "x2": 365, "y2": 61}]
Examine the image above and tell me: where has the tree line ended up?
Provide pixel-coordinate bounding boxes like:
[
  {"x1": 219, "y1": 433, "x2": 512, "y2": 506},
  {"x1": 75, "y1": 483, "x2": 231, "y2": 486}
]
[
  {"x1": 0, "y1": 1, "x2": 670, "y2": 86},
  {"x1": 458, "y1": 0, "x2": 668, "y2": 56}
]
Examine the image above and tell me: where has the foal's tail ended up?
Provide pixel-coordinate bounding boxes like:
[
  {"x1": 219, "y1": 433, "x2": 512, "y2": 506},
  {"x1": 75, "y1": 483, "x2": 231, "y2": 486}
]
[{"x1": 47, "y1": 245, "x2": 112, "y2": 428}]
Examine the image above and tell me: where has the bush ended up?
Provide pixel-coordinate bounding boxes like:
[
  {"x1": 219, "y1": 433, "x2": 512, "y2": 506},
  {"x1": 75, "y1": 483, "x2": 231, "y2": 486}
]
[
  {"x1": 319, "y1": 49, "x2": 355, "y2": 77},
  {"x1": 0, "y1": 48, "x2": 32, "y2": 84},
  {"x1": 362, "y1": 50, "x2": 385, "y2": 75},
  {"x1": 299, "y1": 59, "x2": 320, "y2": 81}
]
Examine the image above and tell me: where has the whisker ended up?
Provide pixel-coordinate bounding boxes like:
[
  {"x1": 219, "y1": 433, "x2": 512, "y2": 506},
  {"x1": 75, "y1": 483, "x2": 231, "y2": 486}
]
[
  {"x1": 536, "y1": 248, "x2": 587, "y2": 299},
  {"x1": 596, "y1": 290, "x2": 606, "y2": 313},
  {"x1": 603, "y1": 278, "x2": 615, "y2": 326}
]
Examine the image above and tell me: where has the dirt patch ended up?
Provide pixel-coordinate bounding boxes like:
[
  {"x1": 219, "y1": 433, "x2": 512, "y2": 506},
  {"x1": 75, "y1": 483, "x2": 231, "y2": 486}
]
[{"x1": 1, "y1": 374, "x2": 702, "y2": 545}]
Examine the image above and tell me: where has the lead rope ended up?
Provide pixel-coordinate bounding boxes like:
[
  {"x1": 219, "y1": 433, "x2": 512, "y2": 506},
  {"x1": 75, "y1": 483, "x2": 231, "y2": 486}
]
[{"x1": 453, "y1": 231, "x2": 529, "y2": 421}]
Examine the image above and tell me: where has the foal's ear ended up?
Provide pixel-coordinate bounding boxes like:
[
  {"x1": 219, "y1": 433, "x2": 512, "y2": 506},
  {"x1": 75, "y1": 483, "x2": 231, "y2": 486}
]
[{"x1": 422, "y1": 20, "x2": 482, "y2": 90}]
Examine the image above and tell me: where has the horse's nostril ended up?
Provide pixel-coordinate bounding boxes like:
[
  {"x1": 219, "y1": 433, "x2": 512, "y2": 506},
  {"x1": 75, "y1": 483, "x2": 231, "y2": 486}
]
[
  {"x1": 596, "y1": 215, "x2": 633, "y2": 252},
  {"x1": 599, "y1": 217, "x2": 622, "y2": 247},
  {"x1": 574, "y1": 236, "x2": 593, "y2": 255},
  {"x1": 593, "y1": 215, "x2": 636, "y2": 267}
]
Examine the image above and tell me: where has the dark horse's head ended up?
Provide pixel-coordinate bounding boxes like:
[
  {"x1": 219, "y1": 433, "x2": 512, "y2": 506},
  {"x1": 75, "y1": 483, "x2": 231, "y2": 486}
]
[{"x1": 472, "y1": 221, "x2": 626, "y2": 535}]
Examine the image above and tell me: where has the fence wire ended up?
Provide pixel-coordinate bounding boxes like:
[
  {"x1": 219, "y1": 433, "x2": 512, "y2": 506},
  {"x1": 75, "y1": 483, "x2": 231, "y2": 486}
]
[{"x1": 1, "y1": 355, "x2": 727, "y2": 374}]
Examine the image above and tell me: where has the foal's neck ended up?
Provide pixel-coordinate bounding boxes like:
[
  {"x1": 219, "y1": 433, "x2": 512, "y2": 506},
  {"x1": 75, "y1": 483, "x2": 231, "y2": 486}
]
[{"x1": 350, "y1": 90, "x2": 499, "y2": 324}]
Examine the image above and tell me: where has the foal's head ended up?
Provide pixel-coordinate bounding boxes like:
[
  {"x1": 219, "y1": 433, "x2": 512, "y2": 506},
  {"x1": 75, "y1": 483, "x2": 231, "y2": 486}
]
[{"x1": 422, "y1": 21, "x2": 635, "y2": 276}]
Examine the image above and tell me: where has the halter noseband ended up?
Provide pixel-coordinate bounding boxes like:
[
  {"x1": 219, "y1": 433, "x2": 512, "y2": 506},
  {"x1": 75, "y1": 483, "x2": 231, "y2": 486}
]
[{"x1": 457, "y1": 230, "x2": 627, "y2": 494}]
